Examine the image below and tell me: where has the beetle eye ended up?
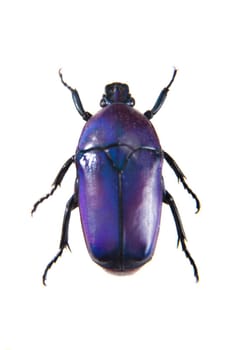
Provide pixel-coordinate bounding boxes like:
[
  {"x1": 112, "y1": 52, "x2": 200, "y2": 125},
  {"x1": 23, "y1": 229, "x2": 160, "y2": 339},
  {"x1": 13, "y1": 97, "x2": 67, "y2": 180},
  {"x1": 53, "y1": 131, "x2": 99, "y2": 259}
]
[
  {"x1": 100, "y1": 96, "x2": 107, "y2": 107},
  {"x1": 129, "y1": 97, "x2": 135, "y2": 107}
]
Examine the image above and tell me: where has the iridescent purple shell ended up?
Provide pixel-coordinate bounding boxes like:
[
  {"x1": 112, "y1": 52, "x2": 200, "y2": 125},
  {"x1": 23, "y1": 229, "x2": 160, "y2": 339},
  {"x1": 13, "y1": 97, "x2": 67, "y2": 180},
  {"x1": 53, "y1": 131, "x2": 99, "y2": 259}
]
[{"x1": 76, "y1": 103, "x2": 163, "y2": 271}]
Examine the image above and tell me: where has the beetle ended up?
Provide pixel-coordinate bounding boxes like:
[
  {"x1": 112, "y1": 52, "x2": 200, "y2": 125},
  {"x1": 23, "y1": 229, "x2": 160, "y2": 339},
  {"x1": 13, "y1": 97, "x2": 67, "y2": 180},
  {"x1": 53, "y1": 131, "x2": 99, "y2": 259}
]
[{"x1": 32, "y1": 68, "x2": 200, "y2": 285}]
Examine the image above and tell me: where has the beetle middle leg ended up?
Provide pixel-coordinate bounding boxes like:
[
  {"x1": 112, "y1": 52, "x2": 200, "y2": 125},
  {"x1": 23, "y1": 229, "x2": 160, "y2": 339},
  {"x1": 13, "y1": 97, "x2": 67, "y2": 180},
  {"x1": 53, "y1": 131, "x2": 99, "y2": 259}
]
[
  {"x1": 31, "y1": 155, "x2": 75, "y2": 215},
  {"x1": 42, "y1": 194, "x2": 78, "y2": 285},
  {"x1": 164, "y1": 151, "x2": 200, "y2": 213},
  {"x1": 163, "y1": 190, "x2": 199, "y2": 281}
]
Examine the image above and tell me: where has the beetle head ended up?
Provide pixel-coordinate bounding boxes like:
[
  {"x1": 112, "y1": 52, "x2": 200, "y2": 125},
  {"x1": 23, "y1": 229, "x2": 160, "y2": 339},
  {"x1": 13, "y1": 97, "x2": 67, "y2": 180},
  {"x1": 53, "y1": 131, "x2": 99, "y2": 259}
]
[{"x1": 100, "y1": 83, "x2": 135, "y2": 107}]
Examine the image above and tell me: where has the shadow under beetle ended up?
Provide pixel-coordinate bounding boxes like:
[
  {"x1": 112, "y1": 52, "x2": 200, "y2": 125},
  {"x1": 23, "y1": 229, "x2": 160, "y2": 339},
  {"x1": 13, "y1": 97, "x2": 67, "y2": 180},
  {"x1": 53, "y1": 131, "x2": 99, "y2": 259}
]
[{"x1": 32, "y1": 68, "x2": 200, "y2": 285}]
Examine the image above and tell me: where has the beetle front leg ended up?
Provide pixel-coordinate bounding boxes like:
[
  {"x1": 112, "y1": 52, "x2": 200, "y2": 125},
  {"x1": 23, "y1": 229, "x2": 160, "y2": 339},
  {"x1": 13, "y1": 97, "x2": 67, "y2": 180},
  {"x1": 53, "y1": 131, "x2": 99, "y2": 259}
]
[
  {"x1": 163, "y1": 190, "x2": 199, "y2": 282},
  {"x1": 163, "y1": 151, "x2": 200, "y2": 212},
  {"x1": 42, "y1": 194, "x2": 78, "y2": 285},
  {"x1": 59, "y1": 70, "x2": 92, "y2": 121},
  {"x1": 144, "y1": 68, "x2": 177, "y2": 119},
  {"x1": 31, "y1": 155, "x2": 75, "y2": 215}
]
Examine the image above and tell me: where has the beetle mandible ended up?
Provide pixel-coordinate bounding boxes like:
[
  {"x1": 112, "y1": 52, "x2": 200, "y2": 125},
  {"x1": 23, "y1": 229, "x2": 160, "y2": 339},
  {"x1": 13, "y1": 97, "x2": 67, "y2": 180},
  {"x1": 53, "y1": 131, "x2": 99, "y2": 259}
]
[{"x1": 32, "y1": 68, "x2": 200, "y2": 285}]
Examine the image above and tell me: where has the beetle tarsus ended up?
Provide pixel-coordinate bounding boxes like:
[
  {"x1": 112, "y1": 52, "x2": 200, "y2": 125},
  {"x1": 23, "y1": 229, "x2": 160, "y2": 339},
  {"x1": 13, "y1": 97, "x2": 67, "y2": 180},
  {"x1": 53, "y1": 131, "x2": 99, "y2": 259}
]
[
  {"x1": 164, "y1": 151, "x2": 201, "y2": 213},
  {"x1": 163, "y1": 190, "x2": 199, "y2": 282},
  {"x1": 43, "y1": 248, "x2": 65, "y2": 285},
  {"x1": 166, "y1": 67, "x2": 177, "y2": 89},
  {"x1": 31, "y1": 155, "x2": 75, "y2": 215},
  {"x1": 31, "y1": 185, "x2": 58, "y2": 215},
  {"x1": 42, "y1": 195, "x2": 78, "y2": 284}
]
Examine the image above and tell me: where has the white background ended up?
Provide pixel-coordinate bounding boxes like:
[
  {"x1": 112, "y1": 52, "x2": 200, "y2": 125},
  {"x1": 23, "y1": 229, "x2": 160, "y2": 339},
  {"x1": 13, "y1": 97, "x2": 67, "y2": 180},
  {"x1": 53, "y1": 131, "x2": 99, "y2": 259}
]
[{"x1": 1, "y1": 0, "x2": 232, "y2": 349}]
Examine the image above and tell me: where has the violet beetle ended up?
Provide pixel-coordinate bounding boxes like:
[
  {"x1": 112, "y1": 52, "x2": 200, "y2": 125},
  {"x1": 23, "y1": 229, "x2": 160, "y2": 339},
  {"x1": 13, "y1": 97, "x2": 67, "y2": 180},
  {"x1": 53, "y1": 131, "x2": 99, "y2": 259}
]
[{"x1": 32, "y1": 68, "x2": 200, "y2": 285}]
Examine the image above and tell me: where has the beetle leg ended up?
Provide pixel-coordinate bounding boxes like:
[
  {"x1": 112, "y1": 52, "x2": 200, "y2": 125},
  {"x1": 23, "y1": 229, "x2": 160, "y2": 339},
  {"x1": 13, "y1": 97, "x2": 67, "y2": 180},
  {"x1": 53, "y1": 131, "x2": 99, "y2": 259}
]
[
  {"x1": 31, "y1": 155, "x2": 75, "y2": 215},
  {"x1": 144, "y1": 68, "x2": 177, "y2": 119},
  {"x1": 163, "y1": 151, "x2": 200, "y2": 213},
  {"x1": 42, "y1": 194, "x2": 78, "y2": 285},
  {"x1": 163, "y1": 190, "x2": 199, "y2": 282},
  {"x1": 59, "y1": 69, "x2": 92, "y2": 121}
]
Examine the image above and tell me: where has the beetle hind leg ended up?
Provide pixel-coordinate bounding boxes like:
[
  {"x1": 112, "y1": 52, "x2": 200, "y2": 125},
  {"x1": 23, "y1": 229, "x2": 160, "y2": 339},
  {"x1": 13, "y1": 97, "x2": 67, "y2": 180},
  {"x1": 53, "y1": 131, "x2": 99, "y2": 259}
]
[
  {"x1": 42, "y1": 194, "x2": 78, "y2": 285},
  {"x1": 163, "y1": 190, "x2": 199, "y2": 282}
]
